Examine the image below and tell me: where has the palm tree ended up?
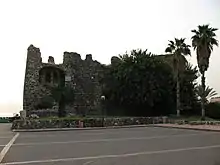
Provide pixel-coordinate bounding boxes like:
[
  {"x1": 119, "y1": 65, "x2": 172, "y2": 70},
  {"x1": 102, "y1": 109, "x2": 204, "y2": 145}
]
[
  {"x1": 196, "y1": 85, "x2": 217, "y2": 104},
  {"x1": 191, "y1": 24, "x2": 219, "y2": 119},
  {"x1": 165, "y1": 38, "x2": 191, "y2": 117}
]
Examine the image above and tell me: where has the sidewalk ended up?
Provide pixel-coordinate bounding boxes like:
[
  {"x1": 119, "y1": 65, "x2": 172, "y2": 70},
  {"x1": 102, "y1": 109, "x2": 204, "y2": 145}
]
[{"x1": 153, "y1": 124, "x2": 220, "y2": 132}]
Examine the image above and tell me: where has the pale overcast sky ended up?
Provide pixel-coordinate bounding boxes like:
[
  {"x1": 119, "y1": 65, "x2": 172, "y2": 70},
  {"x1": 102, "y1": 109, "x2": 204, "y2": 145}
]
[{"x1": 0, "y1": 0, "x2": 219, "y2": 116}]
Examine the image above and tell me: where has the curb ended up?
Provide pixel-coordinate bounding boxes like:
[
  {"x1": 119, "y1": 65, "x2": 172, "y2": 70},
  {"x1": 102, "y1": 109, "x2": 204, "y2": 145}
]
[
  {"x1": 12, "y1": 124, "x2": 149, "y2": 132},
  {"x1": 150, "y1": 124, "x2": 220, "y2": 133}
]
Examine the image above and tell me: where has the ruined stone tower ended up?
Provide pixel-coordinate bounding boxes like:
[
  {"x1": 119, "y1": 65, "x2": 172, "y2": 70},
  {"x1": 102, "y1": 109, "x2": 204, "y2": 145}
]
[
  {"x1": 23, "y1": 45, "x2": 105, "y2": 116},
  {"x1": 23, "y1": 45, "x2": 42, "y2": 112}
]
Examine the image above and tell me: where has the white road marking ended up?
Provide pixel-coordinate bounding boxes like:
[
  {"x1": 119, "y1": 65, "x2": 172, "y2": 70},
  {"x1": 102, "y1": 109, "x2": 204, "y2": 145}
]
[
  {"x1": 2, "y1": 144, "x2": 220, "y2": 165},
  {"x1": 13, "y1": 132, "x2": 215, "y2": 146},
  {"x1": 82, "y1": 160, "x2": 94, "y2": 165},
  {"x1": 0, "y1": 133, "x2": 19, "y2": 163}
]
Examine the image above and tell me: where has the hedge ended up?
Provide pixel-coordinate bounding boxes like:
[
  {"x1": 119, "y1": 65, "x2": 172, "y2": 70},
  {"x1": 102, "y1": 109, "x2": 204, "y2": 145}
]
[
  {"x1": 206, "y1": 102, "x2": 220, "y2": 119},
  {"x1": 11, "y1": 116, "x2": 168, "y2": 130}
]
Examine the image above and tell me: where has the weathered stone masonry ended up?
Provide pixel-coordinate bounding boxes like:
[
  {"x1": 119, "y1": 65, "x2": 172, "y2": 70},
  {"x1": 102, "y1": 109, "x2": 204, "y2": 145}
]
[{"x1": 23, "y1": 45, "x2": 107, "y2": 115}]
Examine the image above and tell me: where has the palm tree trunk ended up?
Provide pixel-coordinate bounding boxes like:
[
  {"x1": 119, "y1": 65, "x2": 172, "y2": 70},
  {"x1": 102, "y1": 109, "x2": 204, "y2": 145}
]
[
  {"x1": 176, "y1": 77, "x2": 180, "y2": 117},
  {"x1": 174, "y1": 54, "x2": 181, "y2": 117},
  {"x1": 201, "y1": 72, "x2": 206, "y2": 120},
  {"x1": 58, "y1": 94, "x2": 66, "y2": 117}
]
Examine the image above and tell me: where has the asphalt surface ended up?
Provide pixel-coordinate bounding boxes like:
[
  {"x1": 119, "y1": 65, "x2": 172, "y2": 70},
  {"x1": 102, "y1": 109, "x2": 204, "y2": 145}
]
[
  {"x1": 1, "y1": 126, "x2": 220, "y2": 165},
  {"x1": 0, "y1": 123, "x2": 16, "y2": 148}
]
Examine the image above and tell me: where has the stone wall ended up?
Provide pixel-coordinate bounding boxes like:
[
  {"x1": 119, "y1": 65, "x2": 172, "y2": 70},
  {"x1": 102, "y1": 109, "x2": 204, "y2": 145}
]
[
  {"x1": 60, "y1": 51, "x2": 104, "y2": 114},
  {"x1": 12, "y1": 116, "x2": 168, "y2": 130},
  {"x1": 23, "y1": 45, "x2": 106, "y2": 116},
  {"x1": 23, "y1": 45, "x2": 43, "y2": 113}
]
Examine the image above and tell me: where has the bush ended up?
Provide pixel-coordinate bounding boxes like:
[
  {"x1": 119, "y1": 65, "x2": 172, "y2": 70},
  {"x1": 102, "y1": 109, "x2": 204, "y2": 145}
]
[
  {"x1": 31, "y1": 109, "x2": 58, "y2": 117},
  {"x1": 0, "y1": 118, "x2": 10, "y2": 123},
  {"x1": 189, "y1": 121, "x2": 220, "y2": 125},
  {"x1": 206, "y1": 102, "x2": 220, "y2": 119},
  {"x1": 34, "y1": 96, "x2": 54, "y2": 109}
]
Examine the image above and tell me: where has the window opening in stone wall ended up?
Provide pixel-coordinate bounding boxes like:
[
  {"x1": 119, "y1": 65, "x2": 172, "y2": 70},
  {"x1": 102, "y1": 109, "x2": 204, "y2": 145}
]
[
  {"x1": 39, "y1": 69, "x2": 44, "y2": 83},
  {"x1": 53, "y1": 71, "x2": 58, "y2": 84},
  {"x1": 45, "y1": 71, "x2": 51, "y2": 83},
  {"x1": 39, "y1": 66, "x2": 65, "y2": 86}
]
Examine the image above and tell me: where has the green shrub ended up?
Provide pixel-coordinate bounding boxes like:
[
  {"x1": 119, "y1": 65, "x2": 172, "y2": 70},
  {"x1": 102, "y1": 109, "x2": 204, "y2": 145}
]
[
  {"x1": 206, "y1": 102, "x2": 220, "y2": 119},
  {"x1": 35, "y1": 96, "x2": 54, "y2": 109},
  {"x1": 0, "y1": 118, "x2": 10, "y2": 123}
]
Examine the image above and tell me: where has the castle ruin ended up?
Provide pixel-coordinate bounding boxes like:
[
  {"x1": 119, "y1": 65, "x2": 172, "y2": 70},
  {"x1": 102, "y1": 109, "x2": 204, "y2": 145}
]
[{"x1": 23, "y1": 45, "x2": 109, "y2": 116}]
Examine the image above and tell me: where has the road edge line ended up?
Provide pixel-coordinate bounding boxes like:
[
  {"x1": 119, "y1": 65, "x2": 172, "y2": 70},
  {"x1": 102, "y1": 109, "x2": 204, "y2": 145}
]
[
  {"x1": 0, "y1": 133, "x2": 19, "y2": 163},
  {"x1": 149, "y1": 124, "x2": 220, "y2": 132}
]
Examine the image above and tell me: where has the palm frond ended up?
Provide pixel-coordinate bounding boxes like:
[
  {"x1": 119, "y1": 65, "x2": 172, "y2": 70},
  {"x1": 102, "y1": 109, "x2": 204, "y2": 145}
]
[
  {"x1": 209, "y1": 90, "x2": 218, "y2": 98},
  {"x1": 212, "y1": 27, "x2": 218, "y2": 31},
  {"x1": 191, "y1": 29, "x2": 198, "y2": 33},
  {"x1": 169, "y1": 40, "x2": 175, "y2": 45},
  {"x1": 182, "y1": 47, "x2": 191, "y2": 56},
  {"x1": 165, "y1": 47, "x2": 172, "y2": 53},
  {"x1": 210, "y1": 38, "x2": 219, "y2": 46},
  {"x1": 191, "y1": 24, "x2": 219, "y2": 73},
  {"x1": 196, "y1": 85, "x2": 218, "y2": 101}
]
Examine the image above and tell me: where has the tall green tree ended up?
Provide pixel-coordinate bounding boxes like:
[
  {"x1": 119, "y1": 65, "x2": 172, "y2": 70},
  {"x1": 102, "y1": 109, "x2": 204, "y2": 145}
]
[
  {"x1": 50, "y1": 85, "x2": 75, "y2": 117},
  {"x1": 101, "y1": 49, "x2": 199, "y2": 117},
  {"x1": 165, "y1": 38, "x2": 191, "y2": 117},
  {"x1": 191, "y1": 24, "x2": 219, "y2": 119},
  {"x1": 180, "y1": 63, "x2": 199, "y2": 115},
  {"x1": 102, "y1": 49, "x2": 176, "y2": 116}
]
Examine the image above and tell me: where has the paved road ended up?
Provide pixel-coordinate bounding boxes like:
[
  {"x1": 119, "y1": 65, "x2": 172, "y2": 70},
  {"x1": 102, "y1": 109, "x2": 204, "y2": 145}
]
[
  {"x1": 2, "y1": 126, "x2": 220, "y2": 165},
  {"x1": 0, "y1": 123, "x2": 15, "y2": 152}
]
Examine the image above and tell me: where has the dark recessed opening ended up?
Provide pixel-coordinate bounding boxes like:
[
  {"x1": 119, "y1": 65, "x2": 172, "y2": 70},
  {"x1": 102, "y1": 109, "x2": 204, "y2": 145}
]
[
  {"x1": 45, "y1": 71, "x2": 51, "y2": 83},
  {"x1": 39, "y1": 66, "x2": 65, "y2": 86},
  {"x1": 53, "y1": 71, "x2": 58, "y2": 84}
]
